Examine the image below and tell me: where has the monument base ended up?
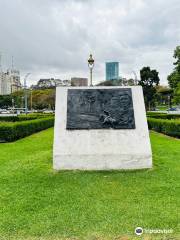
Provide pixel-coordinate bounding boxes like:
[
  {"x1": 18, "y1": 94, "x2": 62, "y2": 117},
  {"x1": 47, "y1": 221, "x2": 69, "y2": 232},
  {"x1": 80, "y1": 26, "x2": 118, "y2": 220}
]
[
  {"x1": 53, "y1": 86, "x2": 152, "y2": 170},
  {"x1": 53, "y1": 154, "x2": 152, "y2": 170}
]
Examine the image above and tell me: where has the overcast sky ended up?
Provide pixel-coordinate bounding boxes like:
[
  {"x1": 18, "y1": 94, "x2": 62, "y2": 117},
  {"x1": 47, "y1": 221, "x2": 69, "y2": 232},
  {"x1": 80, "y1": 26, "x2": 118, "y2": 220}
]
[{"x1": 0, "y1": 0, "x2": 180, "y2": 86}]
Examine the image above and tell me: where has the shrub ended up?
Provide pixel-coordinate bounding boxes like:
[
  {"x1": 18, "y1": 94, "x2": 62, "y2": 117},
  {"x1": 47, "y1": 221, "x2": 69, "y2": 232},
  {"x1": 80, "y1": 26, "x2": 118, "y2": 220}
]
[
  {"x1": 147, "y1": 112, "x2": 180, "y2": 120},
  {"x1": 148, "y1": 118, "x2": 180, "y2": 138},
  {"x1": 0, "y1": 117, "x2": 54, "y2": 142},
  {"x1": 0, "y1": 115, "x2": 38, "y2": 122},
  {"x1": 0, "y1": 113, "x2": 54, "y2": 122}
]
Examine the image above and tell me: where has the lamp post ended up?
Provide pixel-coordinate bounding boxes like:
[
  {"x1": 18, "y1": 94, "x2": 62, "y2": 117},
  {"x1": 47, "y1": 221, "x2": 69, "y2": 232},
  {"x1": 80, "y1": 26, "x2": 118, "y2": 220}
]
[
  {"x1": 24, "y1": 73, "x2": 31, "y2": 114},
  {"x1": 21, "y1": 96, "x2": 24, "y2": 109},
  {"x1": 168, "y1": 94, "x2": 171, "y2": 110},
  {"x1": 132, "y1": 71, "x2": 138, "y2": 85},
  {"x1": 30, "y1": 88, "x2": 33, "y2": 111},
  {"x1": 12, "y1": 98, "x2": 15, "y2": 114},
  {"x1": 88, "y1": 54, "x2": 94, "y2": 86}
]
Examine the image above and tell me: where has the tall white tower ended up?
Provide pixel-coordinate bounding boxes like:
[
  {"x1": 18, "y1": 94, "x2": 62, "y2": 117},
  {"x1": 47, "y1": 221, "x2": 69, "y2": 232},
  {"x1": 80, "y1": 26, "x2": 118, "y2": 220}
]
[{"x1": 0, "y1": 55, "x2": 21, "y2": 95}]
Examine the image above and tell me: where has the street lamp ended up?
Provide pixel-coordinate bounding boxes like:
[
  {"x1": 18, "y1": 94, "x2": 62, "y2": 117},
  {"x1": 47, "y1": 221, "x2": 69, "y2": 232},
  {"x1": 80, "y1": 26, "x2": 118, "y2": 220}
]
[
  {"x1": 132, "y1": 71, "x2": 138, "y2": 85},
  {"x1": 168, "y1": 95, "x2": 171, "y2": 110},
  {"x1": 88, "y1": 54, "x2": 94, "y2": 86},
  {"x1": 24, "y1": 73, "x2": 31, "y2": 114},
  {"x1": 12, "y1": 98, "x2": 15, "y2": 114},
  {"x1": 30, "y1": 88, "x2": 33, "y2": 111},
  {"x1": 21, "y1": 96, "x2": 24, "y2": 109}
]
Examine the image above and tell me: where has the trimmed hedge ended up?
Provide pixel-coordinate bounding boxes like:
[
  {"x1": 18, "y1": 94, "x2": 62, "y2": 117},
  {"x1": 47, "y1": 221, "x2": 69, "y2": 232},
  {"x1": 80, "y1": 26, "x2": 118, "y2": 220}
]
[
  {"x1": 148, "y1": 117, "x2": 180, "y2": 138},
  {"x1": 147, "y1": 112, "x2": 180, "y2": 120},
  {"x1": 0, "y1": 113, "x2": 55, "y2": 122},
  {"x1": 0, "y1": 117, "x2": 54, "y2": 142},
  {"x1": 0, "y1": 115, "x2": 38, "y2": 122}
]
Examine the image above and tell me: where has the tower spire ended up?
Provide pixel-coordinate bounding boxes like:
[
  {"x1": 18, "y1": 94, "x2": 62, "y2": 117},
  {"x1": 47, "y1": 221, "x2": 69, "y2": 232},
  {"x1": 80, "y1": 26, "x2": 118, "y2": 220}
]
[
  {"x1": 0, "y1": 52, "x2": 2, "y2": 72},
  {"x1": 11, "y1": 56, "x2": 14, "y2": 70}
]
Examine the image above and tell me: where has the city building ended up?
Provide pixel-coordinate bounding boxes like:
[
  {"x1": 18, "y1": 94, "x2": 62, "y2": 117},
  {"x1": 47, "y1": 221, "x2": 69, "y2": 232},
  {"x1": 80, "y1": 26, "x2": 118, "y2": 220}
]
[
  {"x1": 31, "y1": 78, "x2": 71, "y2": 89},
  {"x1": 0, "y1": 69, "x2": 21, "y2": 95},
  {"x1": 8, "y1": 69, "x2": 21, "y2": 92},
  {"x1": 106, "y1": 62, "x2": 119, "y2": 81},
  {"x1": 56, "y1": 79, "x2": 71, "y2": 87},
  {"x1": 71, "y1": 77, "x2": 88, "y2": 86}
]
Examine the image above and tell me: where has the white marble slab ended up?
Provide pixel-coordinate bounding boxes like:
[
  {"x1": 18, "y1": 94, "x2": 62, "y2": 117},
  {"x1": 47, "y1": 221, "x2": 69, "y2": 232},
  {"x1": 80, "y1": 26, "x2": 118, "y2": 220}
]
[{"x1": 53, "y1": 86, "x2": 152, "y2": 170}]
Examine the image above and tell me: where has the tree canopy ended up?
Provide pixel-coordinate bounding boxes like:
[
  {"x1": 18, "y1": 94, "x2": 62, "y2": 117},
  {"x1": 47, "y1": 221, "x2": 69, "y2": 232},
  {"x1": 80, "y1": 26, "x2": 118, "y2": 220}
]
[
  {"x1": 138, "y1": 66, "x2": 160, "y2": 109},
  {"x1": 168, "y1": 46, "x2": 180, "y2": 104},
  {"x1": 0, "y1": 89, "x2": 55, "y2": 110},
  {"x1": 173, "y1": 46, "x2": 180, "y2": 72}
]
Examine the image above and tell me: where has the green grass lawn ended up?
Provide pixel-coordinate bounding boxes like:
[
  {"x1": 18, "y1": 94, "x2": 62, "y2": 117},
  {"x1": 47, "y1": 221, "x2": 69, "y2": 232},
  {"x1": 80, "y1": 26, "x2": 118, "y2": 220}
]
[
  {"x1": 0, "y1": 128, "x2": 179, "y2": 240},
  {"x1": 156, "y1": 105, "x2": 177, "y2": 111},
  {"x1": 156, "y1": 105, "x2": 168, "y2": 111}
]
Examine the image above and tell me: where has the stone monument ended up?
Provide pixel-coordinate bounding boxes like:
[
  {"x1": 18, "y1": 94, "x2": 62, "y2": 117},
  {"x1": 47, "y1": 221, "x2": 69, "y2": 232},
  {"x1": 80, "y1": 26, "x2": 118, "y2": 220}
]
[{"x1": 53, "y1": 86, "x2": 152, "y2": 170}]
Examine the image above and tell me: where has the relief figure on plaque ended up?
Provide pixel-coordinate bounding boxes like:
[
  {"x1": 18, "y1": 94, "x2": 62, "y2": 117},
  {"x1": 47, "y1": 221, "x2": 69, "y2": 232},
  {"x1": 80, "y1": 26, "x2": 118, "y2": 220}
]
[
  {"x1": 67, "y1": 89, "x2": 135, "y2": 129},
  {"x1": 99, "y1": 92, "x2": 132, "y2": 127}
]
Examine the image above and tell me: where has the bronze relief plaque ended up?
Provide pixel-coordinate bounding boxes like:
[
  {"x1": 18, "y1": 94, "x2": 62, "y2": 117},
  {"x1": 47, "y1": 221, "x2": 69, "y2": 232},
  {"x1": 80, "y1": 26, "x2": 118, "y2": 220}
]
[{"x1": 66, "y1": 88, "x2": 135, "y2": 129}]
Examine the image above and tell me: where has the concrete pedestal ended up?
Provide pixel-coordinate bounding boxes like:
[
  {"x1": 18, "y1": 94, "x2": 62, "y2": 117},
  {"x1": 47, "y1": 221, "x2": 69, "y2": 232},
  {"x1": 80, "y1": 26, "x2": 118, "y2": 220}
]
[{"x1": 53, "y1": 86, "x2": 152, "y2": 170}]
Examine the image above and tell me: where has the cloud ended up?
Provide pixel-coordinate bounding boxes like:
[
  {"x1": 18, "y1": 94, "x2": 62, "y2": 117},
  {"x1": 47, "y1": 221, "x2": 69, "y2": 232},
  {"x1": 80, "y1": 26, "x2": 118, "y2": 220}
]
[{"x1": 0, "y1": 0, "x2": 179, "y2": 85}]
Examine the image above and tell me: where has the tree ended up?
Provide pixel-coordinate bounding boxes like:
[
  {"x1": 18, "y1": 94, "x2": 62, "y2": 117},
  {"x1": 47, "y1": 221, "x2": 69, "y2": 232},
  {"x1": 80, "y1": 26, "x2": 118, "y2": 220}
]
[
  {"x1": 97, "y1": 78, "x2": 136, "y2": 86},
  {"x1": 155, "y1": 85, "x2": 173, "y2": 107},
  {"x1": 31, "y1": 89, "x2": 55, "y2": 110},
  {"x1": 173, "y1": 46, "x2": 180, "y2": 73},
  {"x1": 167, "y1": 46, "x2": 180, "y2": 105},
  {"x1": 0, "y1": 95, "x2": 12, "y2": 109},
  {"x1": 11, "y1": 90, "x2": 24, "y2": 108},
  {"x1": 168, "y1": 71, "x2": 180, "y2": 90},
  {"x1": 173, "y1": 82, "x2": 180, "y2": 105},
  {"x1": 138, "y1": 67, "x2": 160, "y2": 109},
  {"x1": 168, "y1": 46, "x2": 180, "y2": 90},
  {"x1": 7, "y1": 88, "x2": 55, "y2": 110},
  {"x1": 97, "y1": 79, "x2": 123, "y2": 86}
]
